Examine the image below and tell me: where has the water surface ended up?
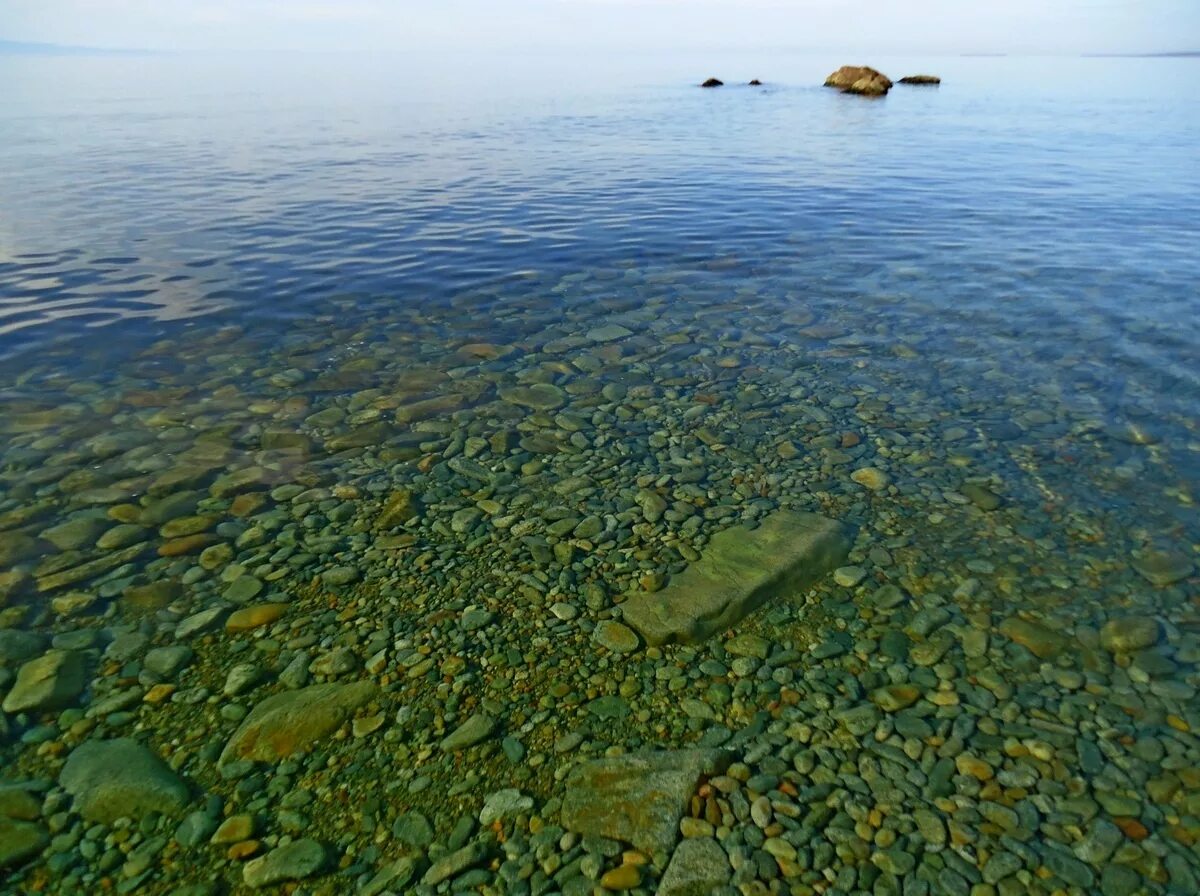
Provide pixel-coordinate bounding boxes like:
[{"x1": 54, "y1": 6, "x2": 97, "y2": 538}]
[{"x1": 1, "y1": 50, "x2": 1198, "y2": 896}]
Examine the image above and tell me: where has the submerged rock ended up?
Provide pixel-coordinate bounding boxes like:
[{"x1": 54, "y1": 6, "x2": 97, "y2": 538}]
[
  {"x1": 620, "y1": 511, "x2": 850, "y2": 646},
  {"x1": 700, "y1": 77, "x2": 723, "y2": 88},
  {"x1": 660, "y1": 837, "x2": 731, "y2": 895},
  {"x1": 561, "y1": 749, "x2": 730, "y2": 853},
  {"x1": 1131, "y1": 549, "x2": 1193, "y2": 587},
  {"x1": 220, "y1": 681, "x2": 377, "y2": 764},
  {"x1": 998, "y1": 616, "x2": 1068, "y2": 659},
  {"x1": 1099, "y1": 616, "x2": 1160, "y2": 653},
  {"x1": 899, "y1": 74, "x2": 941, "y2": 85},
  {"x1": 243, "y1": 839, "x2": 327, "y2": 888},
  {"x1": 0, "y1": 818, "x2": 47, "y2": 869},
  {"x1": 2, "y1": 649, "x2": 87, "y2": 714},
  {"x1": 592, "y1": 619, "x2": 640, "y2": 653},
  {"x1": 440, "y1": 712, "x2": 497, "y2": 752},
  {"x1": 60, "y1": 738, "x2": 189, "y2": 822},
  {"x1": 824, "y1": 65, "x2": 893, "y2": 96}
]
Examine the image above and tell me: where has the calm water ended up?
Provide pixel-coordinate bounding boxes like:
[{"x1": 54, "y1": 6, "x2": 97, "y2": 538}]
[{"x1": 0, "y1": 51, "x2": 1198, "y2": 895}]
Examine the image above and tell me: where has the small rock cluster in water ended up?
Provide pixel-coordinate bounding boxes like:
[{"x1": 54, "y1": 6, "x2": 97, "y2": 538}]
[{"x1": 0, "y1": 260, "x2": 1197, "y2": 896}]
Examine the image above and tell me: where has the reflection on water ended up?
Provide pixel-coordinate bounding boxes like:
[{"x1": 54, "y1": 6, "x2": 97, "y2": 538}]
[{"x1": 0, "y1": 50, "x2": 1198, "y2": 895}]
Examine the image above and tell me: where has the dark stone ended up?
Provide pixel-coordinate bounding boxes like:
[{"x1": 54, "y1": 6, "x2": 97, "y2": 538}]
[
  {"x1": 700, "y1": 78, "x2": 723, "y2": 88},
  {"x1": 749, "y1": 79, "x2": 762, "y2": 86},
  {"x1": 899, "y1": 75, "x2": 941, "y2": 85}
]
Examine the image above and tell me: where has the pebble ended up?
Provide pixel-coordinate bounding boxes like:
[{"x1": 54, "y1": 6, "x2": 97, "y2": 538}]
[
  {"x1": 441, "y1": 713, "x2": 498, "y2": 752},
  {"x1": 593, "y1": 620, "x2": 640, "y2": 653},
  {"x1": 833, "y1": 565, "x2": 867, "y2": 587},
  {"x1": 1098, "y1": 616, "x2": 1159, "y2": 653},
  {"x1": 242, "y1": 839, "x2": 326, "y2": 888},
  {"x1": 850, "y1": 467, "x2": 890, "y2": 491}
]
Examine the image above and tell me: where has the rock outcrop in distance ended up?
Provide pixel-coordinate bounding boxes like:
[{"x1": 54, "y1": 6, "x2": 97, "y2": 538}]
[
  {"x1": 823, "y1": 65, "x2": 894, "y2": 96},
  {"x1": 899, "y1": 74, "x2": 941, "y2": 85},
  {"x1": 700, "y1": 77, "x2": 723, "y2": 88}
]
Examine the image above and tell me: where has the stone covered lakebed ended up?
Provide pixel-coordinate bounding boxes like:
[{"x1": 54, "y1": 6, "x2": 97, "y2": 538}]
[{"x1": 1, "y1": 52, "x2": 1200, "y2": 896}]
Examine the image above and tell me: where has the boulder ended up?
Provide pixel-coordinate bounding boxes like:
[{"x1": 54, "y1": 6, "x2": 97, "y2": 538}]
[
  {"x1": 620, "y1": 511, "x2": 850, "y2": 646},
  {"x1": 440, "y1": 711, "x2": 498, "y2": 752},
  {"x1": 220, "y1": 681, "x2": 377, "y2": 765},
  {"x1": 998, "y1": 616, "x2": 1068, "y2": 659},
  {"x1": 1131, "y1": 549, "x2": 1193, "y2": 587},
  {"x1": 60, "y1": 738, "x2": 190, "y2": 822},
  {"x1": 2, "y1": 649, "x2": 87, "y2": 714},
  {"x1": 243, "y1": 839, "x2": 327, "y2": 888},
  {"x1": 0, "y1": 818, "x2": 47, "y2": 869},
  {"x1": 561, "y1": 749, "x2": 730, "y2": 854},
  {"x1": 899, "y1": 74, "x2": 941, "y2": 85},
  {"x1": 700, "y1": 78, "x2": 723, "y2": 88},
  {"x1": 749, "y1": 79, "x2": 763, "y2": 86},
  {"x1": 660, "y1": 837, "x2": 731, "y2": 895},
  {"x1": 824, "y1": 65, "x2": 893, "y2": 96}
]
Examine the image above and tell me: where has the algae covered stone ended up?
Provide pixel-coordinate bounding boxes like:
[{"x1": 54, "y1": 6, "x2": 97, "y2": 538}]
[
  {"x1": 561, "y1": 749, "x2": 730, "y2": 853},
  {"x1": 440, "y1": 711, "x2": 497, "y2": 752},
  {"x1": 998, "y1": 616, "x2": 1067, "y2": 659},
  {"x1": 620, "y1": 511, "x2": 849, "y2": 646},
  {"x1": 660, "y1": 837, "x2": 731, "y2": 896},
  {"x1": 60, "y1": 738, "x2": 190, "y2": 822},
  {"x1": 0, "y1": 818, "x2": 48, "y2": 869},
  {"x1": 243, "y1": 839, "x2": 327, "y2": 888},
  {"x1": 1099, "y1": 616, "x2": 1160, "y2": 653},
  {"x1": 1130, "y1": 549, "x2": 1193, "y2": 587},
  {"x1": 220, "y1": 681, "x2": 377, "y2": 764},
  {"x1": 2, "y1": 649, "x2": 87, "y2": 714}
]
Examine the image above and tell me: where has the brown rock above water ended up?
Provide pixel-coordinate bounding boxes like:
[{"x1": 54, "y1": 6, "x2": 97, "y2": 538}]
[
  {"x1": 823, "y1": 65, "x2": 893, "y2": 96},
  {"x1": 700, "y1": 77, "x2": 723, "y2": 88},
  {"x1": 899, "y1": 74, "x2": 941, "y2": 85}
]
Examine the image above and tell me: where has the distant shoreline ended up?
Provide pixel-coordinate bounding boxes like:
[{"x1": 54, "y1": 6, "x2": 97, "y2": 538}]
[
  {"x1": 0, "y1": 39, "x2": 152, "y2": 56},
  {"x1": 1083, "y1": 51, "x2": 1200, "y2": 58}
]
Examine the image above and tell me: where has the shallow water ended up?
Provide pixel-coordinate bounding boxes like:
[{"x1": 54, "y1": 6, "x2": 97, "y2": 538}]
[{"x1": 0, "y1": 51, "x2": 1198, "y2": 895}]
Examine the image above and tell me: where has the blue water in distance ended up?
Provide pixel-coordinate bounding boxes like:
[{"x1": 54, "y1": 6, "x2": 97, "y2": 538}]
[
  {"x1": 2, "y1": 49, "x2": 1200, "y2": 895},
  {"x1": 2, "y1": 51, "x2": 1197, "y2": 362}
]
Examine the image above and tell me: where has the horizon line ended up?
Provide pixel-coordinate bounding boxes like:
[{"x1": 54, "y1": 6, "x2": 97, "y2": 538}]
[{"x1": 1, "y1": 38, "x2": 1198, "y2": 59}]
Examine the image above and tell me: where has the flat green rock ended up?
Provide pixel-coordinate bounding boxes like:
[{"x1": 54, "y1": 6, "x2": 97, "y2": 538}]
[
  {"x1": 620, "y1": 511, "x2": 850, "y2": 646},
  {"x1": 0, "y1": 818, "x2": 48, "y2": 869},
  {"x1": 561, "y1": 749, "x2": 730, "y2": 854},
  {"x1": 2, "y1": 649, "x2": 87, "y2": 714},
  {"x1": 220, "y1": 681, "x2": 377, "y2": 765},
  {"x1": 60, "y1": 738, "x2": 190, "y2": 823}
]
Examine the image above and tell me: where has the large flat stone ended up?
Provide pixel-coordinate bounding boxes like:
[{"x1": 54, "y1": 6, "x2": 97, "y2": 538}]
[
  {"x1": 220, "y1": 681, "x2": 377, "y2": 765},
  {"x1": 660, "y1": 837, "x2": 731, "y2": 896},
  {"x1": 620, "y1": 511, "x2": 850, "y2": 646},
  {"x1": 0, "y1": 818, "x2": 48, "y2": 869},
  {"x1": 561, "y1": 749, "x2": 729, "y2": 854},
  {"x1": 2, "y1": 649, "x2": 87, "y2": 714},
  {"x1": 60, "y1": 738, "x2": 190, "y2": 823}
]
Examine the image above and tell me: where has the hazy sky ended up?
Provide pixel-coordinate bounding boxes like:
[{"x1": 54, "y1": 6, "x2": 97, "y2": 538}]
[{"x1": 2, "y1": 0, "x2": 1198, "y2": 55}]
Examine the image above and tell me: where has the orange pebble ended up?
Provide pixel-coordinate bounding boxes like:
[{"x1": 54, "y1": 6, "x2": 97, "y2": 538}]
[
  {"x1": 225, "y1": 603, "x2": 289, "y2": 632},
  {"x1": 227, "y1": 840, "x2": 260, "y2": 861},
  {"x1": 158, "y1": 534, "x2": 218, "y2": 557},
  {"x1": 1114, "y1": 817, "x2": 1150, "y2": 841}
]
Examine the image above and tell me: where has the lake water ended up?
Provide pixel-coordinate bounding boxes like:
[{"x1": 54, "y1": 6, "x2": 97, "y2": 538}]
[{"x1": 0, "y1": 50, "x2": 1198, "y2": 895}]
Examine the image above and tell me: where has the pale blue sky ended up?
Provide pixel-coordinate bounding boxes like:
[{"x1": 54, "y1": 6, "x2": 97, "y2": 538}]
[{"x1": 2, "y1": 0, "x2": 1197, "y2": 54}]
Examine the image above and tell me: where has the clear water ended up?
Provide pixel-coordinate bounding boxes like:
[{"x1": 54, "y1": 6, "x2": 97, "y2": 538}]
[{"x1": 1, "y1": 50, "x2": 1198, "y2": 894}]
